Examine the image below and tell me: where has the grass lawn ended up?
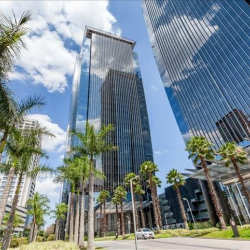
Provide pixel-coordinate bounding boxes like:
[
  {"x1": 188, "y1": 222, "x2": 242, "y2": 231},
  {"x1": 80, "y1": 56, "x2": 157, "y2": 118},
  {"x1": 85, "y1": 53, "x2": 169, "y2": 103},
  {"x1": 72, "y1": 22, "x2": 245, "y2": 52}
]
[
  {"x1": 95, "y1": 227, "x2": 250, "y2": 241},
  {"x1": 201, "y1": 227, "x2": 250, "y2": 240},
  {"x1": 9, "y1": 241, "x2": 105, "y2": 250}
]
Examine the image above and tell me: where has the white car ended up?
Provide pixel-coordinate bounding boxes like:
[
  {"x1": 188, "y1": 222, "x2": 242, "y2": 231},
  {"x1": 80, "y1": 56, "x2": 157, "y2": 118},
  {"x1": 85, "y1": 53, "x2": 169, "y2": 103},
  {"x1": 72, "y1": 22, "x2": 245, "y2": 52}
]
[{"x1": 136, "y1": 228, "x2": 155, "y2": 239}]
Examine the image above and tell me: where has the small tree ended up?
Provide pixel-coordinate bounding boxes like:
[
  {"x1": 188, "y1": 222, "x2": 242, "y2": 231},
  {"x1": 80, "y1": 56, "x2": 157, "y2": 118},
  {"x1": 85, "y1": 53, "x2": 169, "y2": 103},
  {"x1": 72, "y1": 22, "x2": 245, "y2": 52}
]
[
  {"x1": 113, "y1": 186, "x2": 127, "y2": 237},
  {"x1": 217, "y1": 142, "x2": 250, "y2": 205},
  {"x1": 111, "y1": 196, "x2": 120, "y2": 235},
  {"x1": 140, "y1": 161, "x2": 162, "y2": 233},
  {"x1": 51, "y1": 203, "x2": 68, "y2": 241},
  {"x1": 134, "y1": 184, "x2": 146, "y2": 228},
  {"x1": 54, "y1": 157, "x2": 81, "y2": 242},
  {"x1": 167, "y1": 169, "x2": 188, "y2": 229},
  {"x1": 186, "y1": 136, "x2": 226, "y2": 229},
  {"x1": 97, "y1": 190, "x2": 110, "y2": 237},
  {"x1": 27, "y1": 192, "x2": 50, "y2": 243}
]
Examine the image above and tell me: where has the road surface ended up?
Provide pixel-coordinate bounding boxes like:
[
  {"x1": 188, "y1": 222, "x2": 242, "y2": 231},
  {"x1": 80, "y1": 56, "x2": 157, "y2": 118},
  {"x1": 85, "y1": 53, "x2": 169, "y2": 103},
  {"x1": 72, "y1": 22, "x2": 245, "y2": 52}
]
[{"x1": 95, "y1": 237, "x2": 250, "y2": 250}]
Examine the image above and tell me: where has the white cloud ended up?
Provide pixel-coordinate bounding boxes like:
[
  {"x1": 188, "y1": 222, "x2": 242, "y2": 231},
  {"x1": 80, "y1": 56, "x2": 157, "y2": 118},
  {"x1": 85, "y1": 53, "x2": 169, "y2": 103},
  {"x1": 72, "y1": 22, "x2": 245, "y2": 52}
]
[
  {"x1": 27, "y1": 114, "x2": 67, "y2": 153},
  {"x1": 151, "y1": 85, "x2": 157, "y2": 91},
  {"x1": 154, "y1": 149, "x2": 169, "y2": 156},
  {"x1": 36, "y1": 178, "x2": 61, "y2": 199},
  {"x1": 2, "y1": 1, "x2": 121, "y2": 92}
]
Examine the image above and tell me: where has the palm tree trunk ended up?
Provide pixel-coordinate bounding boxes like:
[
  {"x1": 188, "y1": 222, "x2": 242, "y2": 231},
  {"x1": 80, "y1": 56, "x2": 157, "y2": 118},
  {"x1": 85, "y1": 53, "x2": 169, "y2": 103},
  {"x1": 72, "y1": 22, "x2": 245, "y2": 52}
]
[
  {"x1": 33, "y1": 223, "x2": 38, "y2": 242},
  {"x1": 69, "y1": 191, "x2": 75, "y2": 242},
  {"x1": 87, "y1": 159, "x2": 95, "y2": 250},
  {"x1": 74, "y1": 192, "x2": 80, "y2": 245},
  {"x1": 132, "y1": 186, "x2": 139, "y2": 230},
  {"x1": 200, "y1": 156, "x2": 227, "y2": 230},
  {"x1": 29, "y1": 218, "x2": 35, "y2": 243},
  {"x1": 232, "y1": 158, "x2": 250, "y2": 205},
  {"x1": 99, "y1": 203, "x2": 103, "y2": 237},
  {"x1": 2, "y1": 171, "x2": 22, "y2": 250},
  {"x1": 0, "y1": 130, "x2": 8, "y2": 163},
  {"x1": 103, "y1": 201, "x2": 106, "y2": 237},
  {"x1": 153, "y1": 184, "x2": 162, "y2": 229},
  {"x1": 55, "y1": 219, "x2": 59, "y2": 241},
  {"x1": 176, "y1": 187, "x2": 189, "y2": 229},
  {"x1": 79, "y1": 188, "x2": 86, "y2": 248},
  {"x1": 0, "y1": 167, "x2": 15, "y2": 225},
  {"x1": 149, "y1": 174, "x2": 160, "y2": 234},
  {"x1": 115, "y1": 203, "x2": 119, "y2": 235},
  {"x1": 139, "y1": 195, "x2": 146, "y2": 228},
  {"x1": 120, "y1": 200, "x2": 125, "y2": 237}
]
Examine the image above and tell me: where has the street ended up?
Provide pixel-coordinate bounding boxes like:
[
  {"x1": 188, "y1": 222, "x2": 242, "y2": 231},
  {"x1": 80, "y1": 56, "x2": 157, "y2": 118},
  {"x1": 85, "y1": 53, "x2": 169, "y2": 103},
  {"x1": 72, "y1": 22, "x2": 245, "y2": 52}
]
[{"x1": 95, "y1": 238, "x2": 250, "y2": 250}]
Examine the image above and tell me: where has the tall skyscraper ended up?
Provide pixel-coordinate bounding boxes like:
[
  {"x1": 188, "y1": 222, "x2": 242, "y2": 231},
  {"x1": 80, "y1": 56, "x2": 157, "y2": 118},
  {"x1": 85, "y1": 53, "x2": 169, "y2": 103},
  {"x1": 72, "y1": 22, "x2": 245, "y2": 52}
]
[
  {"x1": 142, "y1": 0, "x2": 250, "y2": 148},
  {"x1": 65, "y1": 27, "x2": 153, "y2": 193}
]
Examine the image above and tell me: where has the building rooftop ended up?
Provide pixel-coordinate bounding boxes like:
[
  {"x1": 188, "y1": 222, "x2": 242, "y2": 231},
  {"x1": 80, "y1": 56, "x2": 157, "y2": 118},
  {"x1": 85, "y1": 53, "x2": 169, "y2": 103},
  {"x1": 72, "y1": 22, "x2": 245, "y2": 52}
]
[{"x1": 85, "y1": 26, "x2": 136, "y2": 49}]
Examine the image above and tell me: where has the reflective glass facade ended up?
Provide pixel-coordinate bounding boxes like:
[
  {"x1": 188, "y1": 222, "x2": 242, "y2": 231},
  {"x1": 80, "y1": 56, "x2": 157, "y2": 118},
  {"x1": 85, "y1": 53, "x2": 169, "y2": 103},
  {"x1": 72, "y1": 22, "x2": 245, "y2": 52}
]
[
  {"x1": 143, "y1": 0, "x2": 250, "y2": 148},
  {"x1": 66, "y1": 27, "x2": 153, "y2": 192}
]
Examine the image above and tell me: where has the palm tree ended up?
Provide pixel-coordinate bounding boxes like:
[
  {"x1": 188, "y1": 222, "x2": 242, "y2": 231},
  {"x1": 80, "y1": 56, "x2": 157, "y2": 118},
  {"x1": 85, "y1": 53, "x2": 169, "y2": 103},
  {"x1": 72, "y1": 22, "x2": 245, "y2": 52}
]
[
  {"x1": 134, "y1": 184, "x2": 146, "y2": 229},
  {"x1": 70, "y1": 122, "x2": 116, "y2": 250},
  {"x1": 217, "y1": 142, "x2": 250, "y2": 204},
  {"x1": 151, "y1": 176, "x2": 162, "y2": 230},
  {"x1": 1, "y1": 129, "x2": 53, "y2": 250},
  {"x1": 78, "y1": 156, "x2": 90, "y2": 248},
  {"x1": 97, "y1": 190, "x2": 110, "y2": 237},
  {"x1": 124, "y1": 173, "x2": 140, "y2": 230},
  {"x1": 0, "y1": 120, "x2": 51, "y2": 225},
  {"x1": 111, "y1": 196, "x2": 120, "y2": 235},
  {"x1": 2, "y1": 213, "x2": 23, "y2": 231},
  {"x1": 0, "y1": 92, "x2": 46, "y2": 162},
  {"x1": 140, "y1": 161, "x2": 162, "y2": 234},
  {"x1": 0, "y1": 11, "x2": 32, "y2": 80},
  {"x1": 51, "y1": 203, "x2": 68, "y2": 241},
  {"x1": 113, "y1": 186, "x2": 127, "y2": 237},
  {"x1": 54, "y1": 158, "x2": 81, "y2": 242},
  {"x1": 186, "y1": 136, "x2": 227, "y2": 229},
  {"x1": 27, "y1": 192, "x2": 50, "y2": 242},
  {"x1": 167, "y1": 169, "x2": 188, "y2": 229}
]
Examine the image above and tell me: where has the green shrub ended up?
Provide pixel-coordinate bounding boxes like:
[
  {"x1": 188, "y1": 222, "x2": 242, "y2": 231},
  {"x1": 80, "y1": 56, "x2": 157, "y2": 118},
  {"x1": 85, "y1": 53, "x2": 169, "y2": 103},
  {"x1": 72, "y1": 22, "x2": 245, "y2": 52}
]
[
  {"x1": 36, "y1": 236, "x2": 45, "y2": 242},
  {"x1": 10, "y1": 238, "x2": 18, "y2": 248},
  {"x1": 196, "y1": 221, "x2": 212, "y2": 229},
  {"x1": 47, "y1": 234, "x2": 55, "y2": 241},
  {"x1": 10, "y1": 237, "x2": 28, "y2": 248},
  {"x1": 188, "y1": 223, "x2": 194, "y2": 230}
]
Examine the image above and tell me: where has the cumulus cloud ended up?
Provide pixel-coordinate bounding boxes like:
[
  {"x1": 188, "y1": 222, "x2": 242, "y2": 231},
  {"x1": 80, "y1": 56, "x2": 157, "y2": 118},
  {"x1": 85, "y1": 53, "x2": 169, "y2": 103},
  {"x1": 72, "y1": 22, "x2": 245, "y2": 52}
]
[
  {"x1": 27, "y1": 114, "x2": 66, "y2": 153},
  {"x1": 36, "y1": 178, "x2": 61, "y2": 199},
  {"x1": 2, "y1": 1, "x2": 121, "y2": 92}
]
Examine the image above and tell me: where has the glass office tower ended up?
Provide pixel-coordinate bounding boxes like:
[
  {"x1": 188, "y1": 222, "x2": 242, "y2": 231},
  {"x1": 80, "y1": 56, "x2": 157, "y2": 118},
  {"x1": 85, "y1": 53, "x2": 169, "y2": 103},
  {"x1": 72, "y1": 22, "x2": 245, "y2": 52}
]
[
  {"x1": 142, "y1": 0, "x2": 250, "y2": 148},
  {"x1": 66, "y1": 27, "x2": 153, "y2": 193}
]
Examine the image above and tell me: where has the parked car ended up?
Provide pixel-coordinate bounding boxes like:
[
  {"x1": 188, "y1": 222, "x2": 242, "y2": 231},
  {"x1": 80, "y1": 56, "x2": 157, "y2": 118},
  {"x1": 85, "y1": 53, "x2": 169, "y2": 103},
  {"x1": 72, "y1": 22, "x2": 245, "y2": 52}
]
[{"x1": 136, "y1": 228, "x2": 155, "y2": 239}]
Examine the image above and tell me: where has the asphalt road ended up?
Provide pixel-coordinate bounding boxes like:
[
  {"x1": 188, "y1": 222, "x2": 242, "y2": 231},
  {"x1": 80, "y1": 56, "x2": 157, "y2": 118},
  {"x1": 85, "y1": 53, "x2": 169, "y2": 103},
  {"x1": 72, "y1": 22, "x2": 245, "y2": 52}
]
[{"x1": 95, "y1": 237, "x2": 250, "y2": 250}]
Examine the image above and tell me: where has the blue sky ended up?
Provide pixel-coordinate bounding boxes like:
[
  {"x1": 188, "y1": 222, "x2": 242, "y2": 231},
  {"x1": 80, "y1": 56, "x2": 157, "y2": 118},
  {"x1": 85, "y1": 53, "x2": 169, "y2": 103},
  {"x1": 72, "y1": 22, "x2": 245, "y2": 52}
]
[{"x1": 2, "y1": 0, "x2": 193, "y2": 227}]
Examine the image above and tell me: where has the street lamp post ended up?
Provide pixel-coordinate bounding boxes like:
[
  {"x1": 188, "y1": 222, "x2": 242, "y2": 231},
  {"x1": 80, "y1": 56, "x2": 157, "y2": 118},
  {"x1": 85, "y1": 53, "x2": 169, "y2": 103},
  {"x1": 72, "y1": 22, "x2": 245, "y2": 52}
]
[
  {"x1": 183, "y1": 198, "x2": 199, "y2": 234},
  {"x1": 164, "y1": 214, "x2": 168, "y2": 228},
  {"x1": 126, "y1": 216, "x2": 131, "y2": 234},
  {"x1": 130, "y1": 176, "x2": 139, "y2": 250}
]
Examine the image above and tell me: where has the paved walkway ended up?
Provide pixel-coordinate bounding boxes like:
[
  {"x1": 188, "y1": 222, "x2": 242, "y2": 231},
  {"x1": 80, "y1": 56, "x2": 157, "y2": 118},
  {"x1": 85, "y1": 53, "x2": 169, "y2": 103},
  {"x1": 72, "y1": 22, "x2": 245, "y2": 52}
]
[{"x1": 95, "y1": 237, "x2": 250, "y2": 250}]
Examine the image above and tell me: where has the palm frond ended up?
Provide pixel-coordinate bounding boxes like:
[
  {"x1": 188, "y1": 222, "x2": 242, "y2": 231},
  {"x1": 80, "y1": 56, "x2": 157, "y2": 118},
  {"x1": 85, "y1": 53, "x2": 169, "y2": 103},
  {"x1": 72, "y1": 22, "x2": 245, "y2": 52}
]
[
  {"x1": 18, "y1": 94, "x2": 46, "y2": 115},
  {"x1": 27, "y1": 165, "x2": 54, "y2": 179}
]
